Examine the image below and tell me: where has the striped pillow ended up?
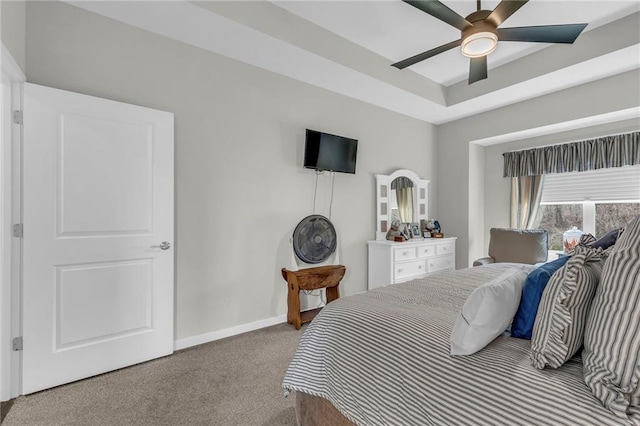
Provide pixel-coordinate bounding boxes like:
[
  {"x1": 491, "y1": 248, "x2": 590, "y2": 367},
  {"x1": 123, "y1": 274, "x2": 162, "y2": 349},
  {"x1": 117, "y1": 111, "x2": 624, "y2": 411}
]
[
  {"x1": 530, "y1": 245, "x2": 608, "y2": 369},
  {"x1": 583, "y1": 214, "x2": 640, "y2": 420}
]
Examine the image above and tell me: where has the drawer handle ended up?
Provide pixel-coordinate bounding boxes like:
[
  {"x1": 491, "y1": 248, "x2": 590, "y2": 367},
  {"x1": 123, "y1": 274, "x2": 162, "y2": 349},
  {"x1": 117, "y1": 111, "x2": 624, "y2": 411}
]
[
  {"x1": 403, "y1": 251, "x2": 409, "y2": 256},
  {"x1": 418, "y1": 265, "x2": 423, "y2": 269},
  {"x1": 398, "y1": 268, "x2": 404, "y2": 273},
  {"x1": 429, "y1": 263, "x2": 434, "y2": 268}
]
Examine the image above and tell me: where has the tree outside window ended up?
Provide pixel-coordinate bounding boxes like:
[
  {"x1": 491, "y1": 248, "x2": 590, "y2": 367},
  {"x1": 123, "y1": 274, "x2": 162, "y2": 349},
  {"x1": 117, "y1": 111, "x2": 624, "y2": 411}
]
[
  {"x1": 595, "y1": 203, "x2": 640, "y2": 237},
  {"x1": 537, "y1": 204, "x2": 583, "y2": 251},
  {"x1": 537, "y1": 202, "x2": 639, "y2": 251}
]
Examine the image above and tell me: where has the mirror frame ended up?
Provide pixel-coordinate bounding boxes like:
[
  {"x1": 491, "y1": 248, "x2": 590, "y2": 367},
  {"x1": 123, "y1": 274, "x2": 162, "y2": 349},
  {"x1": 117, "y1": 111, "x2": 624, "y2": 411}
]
[{"x1": 374, "y1": 169, "x2": 429, "y2": 240}]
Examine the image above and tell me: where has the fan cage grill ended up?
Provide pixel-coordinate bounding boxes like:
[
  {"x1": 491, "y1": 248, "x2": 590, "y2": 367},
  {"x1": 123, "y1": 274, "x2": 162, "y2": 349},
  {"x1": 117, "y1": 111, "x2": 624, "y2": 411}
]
[{"x1": 292, "y1": 215, "x2": 337, "y2": 265}]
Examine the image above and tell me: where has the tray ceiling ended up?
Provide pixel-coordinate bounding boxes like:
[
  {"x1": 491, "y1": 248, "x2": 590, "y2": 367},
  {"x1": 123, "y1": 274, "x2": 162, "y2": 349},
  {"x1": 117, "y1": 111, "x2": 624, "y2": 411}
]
[{"x1": 65, "y1": 0, "x2": 640, "y2": 124}]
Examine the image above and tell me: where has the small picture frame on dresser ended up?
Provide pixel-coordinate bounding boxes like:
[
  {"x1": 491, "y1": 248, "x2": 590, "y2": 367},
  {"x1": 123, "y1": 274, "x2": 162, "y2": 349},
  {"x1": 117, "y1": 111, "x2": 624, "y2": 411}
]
[{"x1": 411, "y1": 223, "x2": 422, "y2": 239}]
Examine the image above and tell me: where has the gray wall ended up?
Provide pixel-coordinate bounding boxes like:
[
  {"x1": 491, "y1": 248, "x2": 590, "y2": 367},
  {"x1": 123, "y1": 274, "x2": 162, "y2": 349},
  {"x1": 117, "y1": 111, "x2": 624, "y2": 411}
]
[
  {"x1": 438, "y1": 71, "x2": 640, "y2": 268},
  {"x1": 21, "y1": 0, "x2": 640, "y2": 342},
  {"x1": 1, "y1": 0, "x2": 26, "y2": 72},
  {"x1": 25, "y1": 1, "x2": 437, "y2": 340}
]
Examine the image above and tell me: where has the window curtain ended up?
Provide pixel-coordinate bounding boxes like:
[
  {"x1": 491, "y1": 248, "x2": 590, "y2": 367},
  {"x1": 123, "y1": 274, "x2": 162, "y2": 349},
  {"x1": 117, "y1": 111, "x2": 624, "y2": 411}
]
[
  {"x1": 391, "y1": 177, "x2": 414, "y2": 223},
  {"x1": 395, "y1": 188, "x2": 413, "y2": 223},
  {"x1": 504, "y1": 131, "x2": 639, "y2": 229},
  {"x1": 510, "y1": 175, "x2": 545, "y2": 229},
  {"x1": 391, "y1": 177, "x2": 414, "y2": 190},
  {"x1": 503, "y1": 131, "x2": 640, "y2": 178}
]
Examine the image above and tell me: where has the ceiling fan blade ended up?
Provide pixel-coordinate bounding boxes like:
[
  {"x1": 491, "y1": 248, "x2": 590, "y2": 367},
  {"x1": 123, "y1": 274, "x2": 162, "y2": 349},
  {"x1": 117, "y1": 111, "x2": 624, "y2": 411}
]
[
  {"x1": 497, "y1": 23, "x2": 588, "y2": 43},
  {"x1": 487, "y1": 0, "x2": 529, "y2": 27},
  {"x1": 469, "y1": 56, "x2": 487, "y2": 84},
  {"x1": 403, "y1": 0, "x2": 472, "y2": 31},
  {"x1": 392, "y1": 39, "x2": 462, "y2": 69}
]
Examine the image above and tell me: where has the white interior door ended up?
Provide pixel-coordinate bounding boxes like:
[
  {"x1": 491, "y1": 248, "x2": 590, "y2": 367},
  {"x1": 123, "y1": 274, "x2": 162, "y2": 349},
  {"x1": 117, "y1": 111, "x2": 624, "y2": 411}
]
[{"x1": 22, "y1": 83, "x2": 174, "y2": 394}]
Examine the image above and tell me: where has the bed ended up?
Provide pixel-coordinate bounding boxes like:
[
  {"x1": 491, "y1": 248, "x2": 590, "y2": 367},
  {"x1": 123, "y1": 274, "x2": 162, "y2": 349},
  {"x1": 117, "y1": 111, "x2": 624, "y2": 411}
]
[{"x1": 282, "y1": 263, "x2": 633, "y2": 426}]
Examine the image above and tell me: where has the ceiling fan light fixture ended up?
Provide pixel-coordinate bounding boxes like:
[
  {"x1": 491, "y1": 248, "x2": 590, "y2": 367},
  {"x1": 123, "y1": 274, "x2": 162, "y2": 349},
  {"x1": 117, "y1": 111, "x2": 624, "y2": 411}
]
[
  {"x1": 461, "y1": 31, "x2": 498, "y2": 58},
  {"x1": 395, "y1": 0, "x2": 587, "y2": 84}
]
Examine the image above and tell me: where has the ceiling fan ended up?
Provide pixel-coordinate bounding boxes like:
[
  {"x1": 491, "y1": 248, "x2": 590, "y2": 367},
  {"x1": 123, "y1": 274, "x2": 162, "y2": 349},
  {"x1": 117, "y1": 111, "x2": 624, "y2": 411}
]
[{"x1": 392, "y1": 0, "x2": 588, "y2": 84}]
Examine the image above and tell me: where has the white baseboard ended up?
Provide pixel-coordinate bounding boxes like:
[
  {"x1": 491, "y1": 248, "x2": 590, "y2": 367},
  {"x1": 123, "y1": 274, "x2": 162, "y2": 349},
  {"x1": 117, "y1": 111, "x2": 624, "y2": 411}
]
[{"x1": 173, "y1": 314, "x2": 288, "y2": 351}]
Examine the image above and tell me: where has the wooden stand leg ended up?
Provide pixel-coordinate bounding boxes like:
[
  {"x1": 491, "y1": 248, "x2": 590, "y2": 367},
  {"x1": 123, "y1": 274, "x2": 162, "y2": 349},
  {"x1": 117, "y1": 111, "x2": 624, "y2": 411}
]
[
  {"x1": 326, "y1": 285, "x2": 340, "y2": 303},
  {"x1": 287, "y1": 282, "x2": 301, "y2": 330},
  {"x1": 282, "y1": 265, "x2": 345, "y2": 330}
]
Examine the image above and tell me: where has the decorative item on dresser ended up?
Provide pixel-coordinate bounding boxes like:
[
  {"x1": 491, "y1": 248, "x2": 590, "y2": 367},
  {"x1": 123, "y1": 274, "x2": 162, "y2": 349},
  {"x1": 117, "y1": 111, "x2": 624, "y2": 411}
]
[{"x1": 367, "y1": 237, "x2": 456, "y2": 290}]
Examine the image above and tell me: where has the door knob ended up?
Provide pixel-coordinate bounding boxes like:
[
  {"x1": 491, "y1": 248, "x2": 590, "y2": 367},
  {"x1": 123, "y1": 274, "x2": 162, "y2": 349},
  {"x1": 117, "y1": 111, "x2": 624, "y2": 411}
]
[{"x1": 151, "y1": 241, "x2": 171, "y2": 250}]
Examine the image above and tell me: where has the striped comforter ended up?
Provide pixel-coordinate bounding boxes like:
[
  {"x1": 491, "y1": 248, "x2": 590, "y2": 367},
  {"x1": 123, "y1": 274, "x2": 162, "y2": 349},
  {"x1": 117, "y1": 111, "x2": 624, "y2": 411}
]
[{"x1": 282, "y1": 264, "x2": 631, "y2": 426}]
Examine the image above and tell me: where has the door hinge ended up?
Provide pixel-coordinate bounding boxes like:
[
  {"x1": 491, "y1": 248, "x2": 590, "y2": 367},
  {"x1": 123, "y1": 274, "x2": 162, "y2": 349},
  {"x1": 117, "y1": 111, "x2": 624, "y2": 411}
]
[
  {"x1": 12, "y1": 224, "x2": 23, "y2": 238},
  {"x1": 12, "y1": 337, "x2": 23, "y2": 351},
  {"x1": 12, "y1": 110, "x2": 23, "y2": 125}
]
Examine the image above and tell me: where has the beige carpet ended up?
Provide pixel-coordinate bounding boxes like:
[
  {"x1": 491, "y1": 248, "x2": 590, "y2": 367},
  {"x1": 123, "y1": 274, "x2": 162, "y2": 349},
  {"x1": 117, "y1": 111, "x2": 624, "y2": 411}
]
[{"x1": 3, "y1": 323, "x2": 305, "y2": 426}]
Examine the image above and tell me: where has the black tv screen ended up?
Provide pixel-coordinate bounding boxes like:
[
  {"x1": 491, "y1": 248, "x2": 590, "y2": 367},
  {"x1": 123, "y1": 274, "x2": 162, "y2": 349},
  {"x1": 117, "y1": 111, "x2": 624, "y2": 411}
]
[{"x1": 304, "y1": 129, "x2": 358, "y2": 174}]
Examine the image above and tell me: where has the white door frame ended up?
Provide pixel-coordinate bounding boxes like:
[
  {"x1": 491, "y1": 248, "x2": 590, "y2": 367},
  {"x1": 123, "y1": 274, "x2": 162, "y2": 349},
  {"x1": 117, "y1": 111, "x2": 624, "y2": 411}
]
[{"x1": 1, "y1": 43, "x2": 25, "y2": 401}]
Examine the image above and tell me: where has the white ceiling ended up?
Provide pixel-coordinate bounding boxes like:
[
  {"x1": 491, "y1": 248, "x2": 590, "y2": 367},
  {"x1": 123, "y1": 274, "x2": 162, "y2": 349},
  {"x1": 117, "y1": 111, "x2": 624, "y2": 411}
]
[
  {"x1": 67, "y1": 0, "x2": 640, "y2": 124},
  {"x1": 275, "y1": 0, "x2": 639, "y2": 86}
]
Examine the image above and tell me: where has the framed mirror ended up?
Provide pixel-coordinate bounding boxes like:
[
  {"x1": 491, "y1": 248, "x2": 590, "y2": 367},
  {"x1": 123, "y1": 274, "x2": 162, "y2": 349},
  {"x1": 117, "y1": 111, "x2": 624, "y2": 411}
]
[{"x1": 374, "y1": 169, "x2": 429, "y2": 240}]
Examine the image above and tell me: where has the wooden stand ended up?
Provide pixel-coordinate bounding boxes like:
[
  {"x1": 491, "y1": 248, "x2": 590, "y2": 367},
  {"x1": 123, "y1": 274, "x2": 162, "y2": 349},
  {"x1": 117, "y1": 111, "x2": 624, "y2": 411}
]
[{"x1": 281, "y1": 265, "x2": 345, "y2": 330}]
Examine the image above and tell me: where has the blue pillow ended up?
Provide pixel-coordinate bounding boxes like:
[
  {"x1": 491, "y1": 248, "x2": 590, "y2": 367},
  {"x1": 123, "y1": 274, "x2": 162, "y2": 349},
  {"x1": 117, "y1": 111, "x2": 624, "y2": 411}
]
[{"x1": 511, "y1": 256, "x2": 570, "y2": 339}]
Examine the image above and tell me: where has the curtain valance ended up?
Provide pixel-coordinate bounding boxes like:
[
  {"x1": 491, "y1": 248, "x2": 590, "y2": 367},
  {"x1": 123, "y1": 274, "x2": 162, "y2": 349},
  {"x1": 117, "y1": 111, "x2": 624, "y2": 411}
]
[
  {"x1": 503, "y1": 131, "x2": 640, "y2": 178},
  {"x1": 391, "y1": 176, "x2": 414, "y2": 189}
]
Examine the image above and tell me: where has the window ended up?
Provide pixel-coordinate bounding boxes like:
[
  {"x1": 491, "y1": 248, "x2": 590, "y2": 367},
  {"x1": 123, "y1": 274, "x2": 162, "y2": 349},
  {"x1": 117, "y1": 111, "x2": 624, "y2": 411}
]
[
  {"x1": 537, "y1": 166, "x2": 640, "y2": 249},
  {"x1": 538, "y1": 202, "x2": 639, "y2": 250},
  {"x1": 595, "y1": 203, "x2": 639, "y2": 237},
  {"x1": 537, "y1": 204, "x2": 583, "y2": 251}
]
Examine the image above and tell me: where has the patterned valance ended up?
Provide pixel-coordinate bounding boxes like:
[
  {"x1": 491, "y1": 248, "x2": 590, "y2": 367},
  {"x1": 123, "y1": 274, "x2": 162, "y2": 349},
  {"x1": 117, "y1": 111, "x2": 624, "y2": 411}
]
[
  {"x1": 503, "y1": 131, "x2": 640, "y2": 178},
  {"x1": 391, "y1": 176, "x2": 414, "y2": 189}
]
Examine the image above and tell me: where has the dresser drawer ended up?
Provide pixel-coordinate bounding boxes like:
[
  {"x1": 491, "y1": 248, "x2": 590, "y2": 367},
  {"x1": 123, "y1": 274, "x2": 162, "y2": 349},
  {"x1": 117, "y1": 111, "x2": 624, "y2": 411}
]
[
  {"x1": 394, "y1": 259, "x2": 426, "y2": 281},
  {"x1": 436, "y1": 242, "x2": 454, "y2": 256},
  {"x1": 428, "y1": 256, "x2": 454, "y2": 273},
  {"x1": 368, "y1": 238, "x2": 457, "y2": 291},
  {"x1": 417, "y1": 244, "x2": 436, "y2": 258},
  {"x1": 394, "y1": 247, "x2": 417, "y2": 262}
]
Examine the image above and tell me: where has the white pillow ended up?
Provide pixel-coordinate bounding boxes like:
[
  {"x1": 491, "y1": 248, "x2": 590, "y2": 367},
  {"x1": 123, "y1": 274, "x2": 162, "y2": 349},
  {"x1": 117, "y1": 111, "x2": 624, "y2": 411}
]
[
  {"x1": 481, "y1": 262, "x2": 538, "y2": 272},
  {"x1": 450, "y1": 268, "x2": 528, "y2": 355}
]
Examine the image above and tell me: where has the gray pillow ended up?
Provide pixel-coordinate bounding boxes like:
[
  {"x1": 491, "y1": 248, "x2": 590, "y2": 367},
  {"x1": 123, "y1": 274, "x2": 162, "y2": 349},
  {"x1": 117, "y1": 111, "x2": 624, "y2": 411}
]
[
  {"x1": 530, "y1": 246, "x2": 608, "y2": 369},
  {"x1": 583, "y1": 214, "x2": 640, "y2": 420}
]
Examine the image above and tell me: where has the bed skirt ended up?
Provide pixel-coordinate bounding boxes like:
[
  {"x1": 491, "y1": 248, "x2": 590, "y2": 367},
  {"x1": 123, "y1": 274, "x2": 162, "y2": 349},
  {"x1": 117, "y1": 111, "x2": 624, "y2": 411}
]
[{"x1": 296, "y1": 391, "x2": 356, "y2": 426}]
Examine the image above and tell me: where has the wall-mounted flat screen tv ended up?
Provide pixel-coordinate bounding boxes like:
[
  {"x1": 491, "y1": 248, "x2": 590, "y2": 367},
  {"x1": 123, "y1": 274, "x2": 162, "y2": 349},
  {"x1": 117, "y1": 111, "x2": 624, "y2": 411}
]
[{"x1": 304, "y1": 129, "x2": 358, "y2": 174}]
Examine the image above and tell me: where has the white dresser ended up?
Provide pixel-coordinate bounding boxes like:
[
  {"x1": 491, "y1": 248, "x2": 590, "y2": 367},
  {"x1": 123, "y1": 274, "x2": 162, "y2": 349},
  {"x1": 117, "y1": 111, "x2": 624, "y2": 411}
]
[{"x1": 367, "y1": 238, "x2": 457, "y2": 290}]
